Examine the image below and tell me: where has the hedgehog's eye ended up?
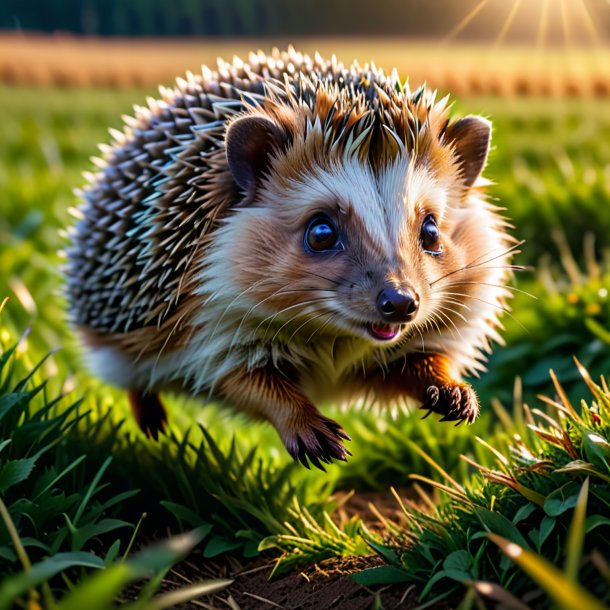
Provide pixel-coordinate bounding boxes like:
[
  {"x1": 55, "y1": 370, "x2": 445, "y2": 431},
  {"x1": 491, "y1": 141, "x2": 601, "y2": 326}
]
[
  {"x1": 305, "y1": 215, "x2": 342, "y2": 253},
  {"x1": 421, "y1": 215, "x2": 442, "y2": 255}
]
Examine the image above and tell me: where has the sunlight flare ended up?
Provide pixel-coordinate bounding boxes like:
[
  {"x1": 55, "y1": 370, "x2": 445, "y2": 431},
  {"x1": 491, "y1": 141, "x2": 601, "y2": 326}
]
[
  {"x1": 559, "y1": 0, "x2": 572, "y2": 46},
  {"x1": 536, "y1": 0, "x2": 550, "y2": 50},
  {"x1": 442, "y1": 0, "x2": 489, "y2": 44},
  {"x1": 576, "y1": 0, "x2": 603, "y2": 46},
  {"x1": 493, "y1": 0, "x2": 523, "y2": 49}
]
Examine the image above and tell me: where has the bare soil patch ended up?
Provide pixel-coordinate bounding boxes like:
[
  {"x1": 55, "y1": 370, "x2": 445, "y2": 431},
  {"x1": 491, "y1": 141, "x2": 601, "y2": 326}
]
[
  {"x1": 155, "y1": 554, "x2": 432, "y2": 609},
  {"x1": 133, "y1": 488, "x2": 446, "y2": 609}
]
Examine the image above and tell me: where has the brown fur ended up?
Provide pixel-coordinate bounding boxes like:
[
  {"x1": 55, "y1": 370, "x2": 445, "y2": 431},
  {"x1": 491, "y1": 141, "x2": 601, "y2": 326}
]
[{"x1": 217, "y1": 363, "x2": 351, "y2": 469}]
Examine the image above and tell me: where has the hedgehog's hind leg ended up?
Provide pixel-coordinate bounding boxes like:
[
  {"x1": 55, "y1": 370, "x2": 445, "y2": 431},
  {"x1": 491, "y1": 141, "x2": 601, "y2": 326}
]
[{"x1": 128, "y1": 390, "x2": 168, "y2": 440}]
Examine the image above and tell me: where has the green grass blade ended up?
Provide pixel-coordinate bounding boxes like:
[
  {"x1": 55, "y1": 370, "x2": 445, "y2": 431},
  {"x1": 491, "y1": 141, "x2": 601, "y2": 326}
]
[
  {"x1": 0, "y1": 552, "x2": 104, "y2": 610},
  {"x1": 565, "y1": 477, "x2": 589, "y2": 583},
  {"x1": 71, "y1": 455, "x2": 112, "y2": 526},
  {"x1": 488, "y1": 533, "x2": 607, "y2": 610},
  {"x1": 30, "y1": 455, "x2": 86, "y2": 502},
  {"x1": 134, "y1": 579, "x2": 233, "y2": 610},
  {"x1": 0, "y1": 496, "x2": 32, "y2": 574},
  {"x1": 468, "y1": 580, "x2": 532, "y2": 610},
  {"x1": 56, "y1": 563, "x2": 134, "y2": 610},
  {"x1": 352, "y1": 566, "x2": 410, "y2": 586},
  {"x1": 57, "y1": 528, "x2": 210, "y2": 610},
  {"x1": 0, "y1": 456, "x2": 38, "y2": 493}
]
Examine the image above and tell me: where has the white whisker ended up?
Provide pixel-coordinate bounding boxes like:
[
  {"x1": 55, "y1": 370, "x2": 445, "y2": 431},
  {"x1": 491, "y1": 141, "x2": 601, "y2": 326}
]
[
  {"x1": 426, "y1": 311, "x2": 446, "y2": 338},
  {"x1": 265, "y1": 299, "x2": 331, "y2": 343},
  {"x1": 270, "y1": 305, "x2": 332, "y2": 343},
  {"x1": 413, "y1": 323, "x2": 426, "y2": 352},
  {"x1": 443, "y1": 280, "x2": 536, "y2": 299},
  {"x1": 432, "y1": 293, "x2": 472, "y2": 312},
  {"x1": 433, "y1": 288, "x2": 528, "y2": 334},
  {"x1": 306, "y1": 311, "x2": 337, "y2": 344},
  {"x1": 433, "y1": 307, "x2": 463, "y2": 340},
  {"x1": 434, "y1": 290, "x2": 510, "y2": 315},
  {"x1": 433, "y1": 300, "x2": 468, "y2": 324},
  {"x1": 429, "y1": 241, "x2": 524, "y2": 287}
]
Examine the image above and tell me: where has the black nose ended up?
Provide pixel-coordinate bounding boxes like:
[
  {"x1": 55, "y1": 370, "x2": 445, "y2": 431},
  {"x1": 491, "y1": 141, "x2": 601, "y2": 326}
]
[{"x1": 376, "y1": 287, "x2": 419, "y2": 322}]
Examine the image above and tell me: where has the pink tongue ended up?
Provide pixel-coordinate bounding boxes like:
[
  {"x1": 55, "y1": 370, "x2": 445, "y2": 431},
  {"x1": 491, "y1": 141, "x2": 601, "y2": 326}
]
[{"x1": 370, "y1": 323, "x2": 398, "y2": 340}]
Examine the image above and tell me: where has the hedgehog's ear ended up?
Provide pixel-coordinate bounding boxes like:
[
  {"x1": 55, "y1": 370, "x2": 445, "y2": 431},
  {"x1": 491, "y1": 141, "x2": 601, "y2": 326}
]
[
  {"x1": 226, "y1": 115, "x2": 285, "y2": 192},
  {"x1": 444, "y1": 116, "x2": 491, "y2": 187}
]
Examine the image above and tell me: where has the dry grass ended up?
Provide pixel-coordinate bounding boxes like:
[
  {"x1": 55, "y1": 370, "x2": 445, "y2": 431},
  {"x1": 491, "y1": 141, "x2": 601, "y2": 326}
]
[{"x1": 2, "y1": 32, "x2": 610, "y2": 96}]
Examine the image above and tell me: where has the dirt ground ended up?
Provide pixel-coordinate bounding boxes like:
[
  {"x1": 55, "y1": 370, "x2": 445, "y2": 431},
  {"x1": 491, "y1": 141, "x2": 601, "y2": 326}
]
[
  {"x1": 144, "y1": 488, "x2": 447, "y2": 610},
  {"x1": 219, "y1": 557, "x2": 424, "y2": 610},
  {"x1": 159, "y1": 554, "x2": 435, "y2": 610}
]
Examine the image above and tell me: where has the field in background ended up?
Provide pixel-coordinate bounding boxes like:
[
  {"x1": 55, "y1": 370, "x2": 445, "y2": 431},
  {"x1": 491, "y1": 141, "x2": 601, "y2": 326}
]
[{"x1": 2, "y1": 33, "x2": 610, "y2": 96}]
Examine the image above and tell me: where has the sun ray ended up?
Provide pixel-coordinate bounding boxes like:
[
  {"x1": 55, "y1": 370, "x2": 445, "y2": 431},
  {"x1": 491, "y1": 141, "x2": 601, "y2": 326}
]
[
  {"x1": 493, "y1": 0, "x2": 523, "y2": 50},
  {"x1": 575, "y1": 0, "x2": 602, "y2": 47},
  {"x1": 559, "y1": 0, "x2": 571, "y2": 47},
  {"x1": 536, "y1": 0, "x2": 550, "y2": 50},
  {"x1": 442, "y1": 0, "x2": 490, "y2": 45}
]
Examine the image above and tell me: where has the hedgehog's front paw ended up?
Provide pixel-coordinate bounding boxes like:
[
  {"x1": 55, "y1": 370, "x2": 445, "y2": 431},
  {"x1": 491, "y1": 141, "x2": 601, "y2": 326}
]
[
  {"x1": 421, "y1": 382, "x2": 479, "y2": 424},
  {"x1": 284, "y1": 416, "x2": 351, "y2": 471}
]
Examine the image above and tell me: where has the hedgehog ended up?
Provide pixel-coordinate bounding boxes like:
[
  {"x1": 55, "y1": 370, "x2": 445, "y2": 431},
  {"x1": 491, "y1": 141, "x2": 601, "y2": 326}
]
[{"x1": 66, "y1": 47, "x2": 516, "y2": 469}]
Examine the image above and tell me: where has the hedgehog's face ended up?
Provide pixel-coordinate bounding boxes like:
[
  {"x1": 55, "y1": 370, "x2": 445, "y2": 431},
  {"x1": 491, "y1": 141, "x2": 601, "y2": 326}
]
[{"x1": 220, "y1": 112, "x2": 495, "y2": 347}]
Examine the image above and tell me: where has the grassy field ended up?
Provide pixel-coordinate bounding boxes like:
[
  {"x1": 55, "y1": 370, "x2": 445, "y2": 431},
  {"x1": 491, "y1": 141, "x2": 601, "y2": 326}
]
[
  {"x1": 2, "y1": 34, "x2": 610, "y2": 97},
  {"x1": 1, "y1": 78, "x2": 610, "y2": 608}
]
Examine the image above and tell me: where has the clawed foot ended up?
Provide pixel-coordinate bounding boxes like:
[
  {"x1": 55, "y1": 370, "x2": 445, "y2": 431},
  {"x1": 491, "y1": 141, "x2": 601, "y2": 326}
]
[
  {"x1": 284, "y1": 416, "x2": 351, "y2": 471},
  {"x1": 128, "y1": 391, "x2": 168, "y2": 441},
  {"x1": 420, "y1": 382, "x2": 479, "y2": 424}
]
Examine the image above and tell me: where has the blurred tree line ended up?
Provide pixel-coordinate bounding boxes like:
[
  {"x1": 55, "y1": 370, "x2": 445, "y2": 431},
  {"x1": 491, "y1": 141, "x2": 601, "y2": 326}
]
[
  {"x1": 1, "y1": 0, "x2": 609, "y2": 40},
  {"x1": 2, "y1": 0, "x2": 457, "y2": 36}
]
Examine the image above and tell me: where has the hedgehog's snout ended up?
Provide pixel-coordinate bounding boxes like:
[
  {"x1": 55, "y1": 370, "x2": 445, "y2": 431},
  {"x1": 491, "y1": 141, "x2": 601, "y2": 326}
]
[{"x1": 375, "y1": 287, "x2": 419, "y2": 323}]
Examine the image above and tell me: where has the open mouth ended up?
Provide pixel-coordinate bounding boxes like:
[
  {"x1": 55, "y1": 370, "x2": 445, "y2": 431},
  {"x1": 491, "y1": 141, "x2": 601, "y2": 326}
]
[{"x1": 367, "y1": 322, "x2": 402, "y2": 341}]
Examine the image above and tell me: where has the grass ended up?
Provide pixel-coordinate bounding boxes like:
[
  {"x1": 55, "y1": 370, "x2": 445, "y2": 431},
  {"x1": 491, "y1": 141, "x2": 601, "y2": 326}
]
[
  {"x1": 0, "y1": 313, "x2": 233, "y2": 608},
  {"x1": 372, "y1": 362, "x2": 610, "y2": 606},
  {"x1": 1, "y1": 80, "x2": 610, "y2": 607},
  {"x1": 265, "y1": 361, "x2": 610, "y2": 607}
]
